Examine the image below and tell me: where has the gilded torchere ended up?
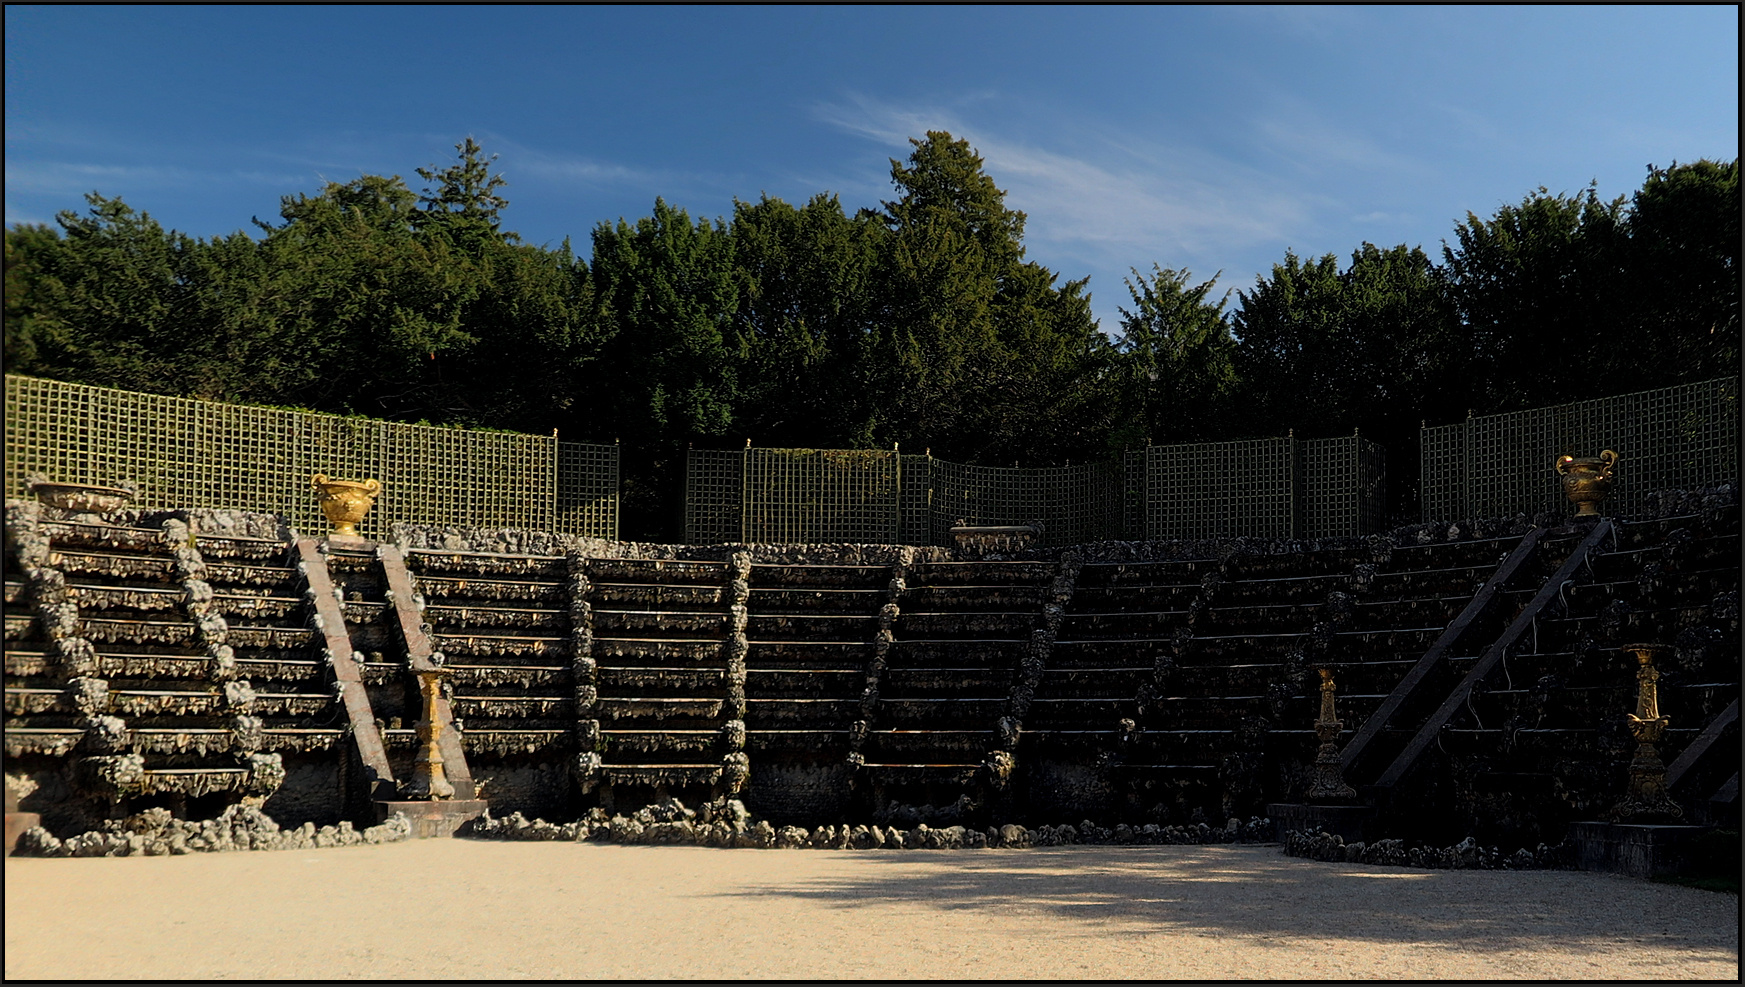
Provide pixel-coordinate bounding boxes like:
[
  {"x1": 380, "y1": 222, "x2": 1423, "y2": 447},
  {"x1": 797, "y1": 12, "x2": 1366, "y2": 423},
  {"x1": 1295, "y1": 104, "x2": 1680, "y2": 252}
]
[
  {"x1": 310, "y1": 474, "x2": 381, "y2": 538},
  {"x1": 405, "y1": 668, "x2": 455, "y2": 801},
  {"x1": 1307, "y1": 667, "x2": 1358, "y2": 803},
  {"x1": 1610, "y1": 643, "x2": 1683, "y2": 822},
  {"x1": 1556, "y1": 449, "x2": 1619, "y2": 517}
]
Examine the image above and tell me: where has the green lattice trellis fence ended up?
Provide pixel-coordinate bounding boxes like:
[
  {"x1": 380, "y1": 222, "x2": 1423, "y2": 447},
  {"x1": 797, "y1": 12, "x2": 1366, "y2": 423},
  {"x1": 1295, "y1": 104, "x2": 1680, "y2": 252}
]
[
  {"x1": 1419, "y1": 378, "x2": 1740, "y2": 521},
  {"x1": 4, "y1": 375, "x2": 619, "y2": 539}
]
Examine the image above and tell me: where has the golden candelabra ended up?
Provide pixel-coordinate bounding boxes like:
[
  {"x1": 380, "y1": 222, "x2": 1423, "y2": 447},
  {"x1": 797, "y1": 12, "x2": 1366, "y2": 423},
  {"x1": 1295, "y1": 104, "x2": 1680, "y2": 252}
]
[
  {"x1": 405, "y1": 668, "x2": 454, "y2": 801},
  {"x1": 1307, "y1": 667, "x2": 1358, "y2": 802},
  {"x1": 1610, "y1": 644, "x2": 1682, "y2": 822}
]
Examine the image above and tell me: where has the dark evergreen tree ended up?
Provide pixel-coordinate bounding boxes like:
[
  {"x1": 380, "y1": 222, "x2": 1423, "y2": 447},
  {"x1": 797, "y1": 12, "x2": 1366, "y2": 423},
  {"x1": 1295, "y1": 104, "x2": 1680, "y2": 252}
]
[
  {"x1": 5, "y1": 138, "x2": 1736, "y2": 540},
  {"x1": 727, "y1": 193, "x2": 887, "y2": 448},
  {"x1": 870, "y1": 131, "x2": 1110, "y2": 463},
  {"x1": 1620, "y1": 159, "x2": 1740, "y2": 383},
  {"x1": 582, "y1": 199, "x2": 741, "y2": 537},
  {"x1": 1112, "y1": 265, "x2": 1236, "y2": 448},
  {"x1": 1232, "y1": 243, "x2": 1461, "y2": 519},
  {"x1": 1441, "y1": 185, "x2": 1628, "y2": 411}
]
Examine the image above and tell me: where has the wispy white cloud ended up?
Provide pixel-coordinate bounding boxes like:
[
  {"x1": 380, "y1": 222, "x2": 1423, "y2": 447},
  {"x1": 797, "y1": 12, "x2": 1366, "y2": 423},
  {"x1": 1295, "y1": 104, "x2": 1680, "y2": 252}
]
[
  {"x1": 3, "y1": 161, "x2": 307, "y2": 197},
  {"x1": 813, "y1": 94, "x2": 1317, "y2": 275},
  {"x1": 810, "y1": 91, "x2": 1469, "y2": 329},
  {"x1": 483, "y1": 134, "x2": 749, "y2": 222},
  {"x1": 520, "y1": 157, "x2": 666, "y2": 187},
  {"x1": 810, "y1": 94, "x2": 1370, "y2": 330},
  {"x1": 1251, "y1": 110, "x2": 1432, "y2": 177},
  {"x1": 1353, "y1": 209, "x2": 1414, "y2": 225},
  {"x1": 1, "y1": 205, "x2": 53, "y2": 228}
]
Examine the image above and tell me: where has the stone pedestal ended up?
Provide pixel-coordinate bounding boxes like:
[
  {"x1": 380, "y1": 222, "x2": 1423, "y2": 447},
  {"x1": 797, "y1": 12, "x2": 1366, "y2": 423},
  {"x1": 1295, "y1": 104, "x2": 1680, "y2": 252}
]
[
  {"x1": 1268, "y1": 802, "x2": 1373, "y2": 843},
  {"x1": 376, "y1": 799, "x2": 488, "y2": 838},
  {"x1": 322, "y1": 534, "x2": 375, "y2": 551},
  {"x1": 1568, "y1": 821, "x2": 1710, "y2": 879}
]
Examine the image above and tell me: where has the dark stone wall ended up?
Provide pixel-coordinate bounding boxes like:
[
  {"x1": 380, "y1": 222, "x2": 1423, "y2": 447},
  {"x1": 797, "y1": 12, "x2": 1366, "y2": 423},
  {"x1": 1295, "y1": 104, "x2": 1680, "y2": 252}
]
[
  {"x1": 12, "y1": 759, "x2": 108, "y2": 836},
  {"x1": 1022, "y1": 761, "x2": 1120, "y2": 824},
  {"x1": 743, "y1": 761, "x2": 851, "y2": 824},
  {"x1": 467, "y1": 757, "x2": 575, "y2": 821},
  {"x1": 261, "y1": 756, "x2": 344, "y2": 827}
]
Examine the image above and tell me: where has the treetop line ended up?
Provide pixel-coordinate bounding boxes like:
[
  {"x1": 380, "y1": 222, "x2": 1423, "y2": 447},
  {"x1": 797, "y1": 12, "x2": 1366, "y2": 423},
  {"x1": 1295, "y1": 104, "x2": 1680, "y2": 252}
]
[{"x1": 3, "y1": 136, "x2": 1736, "y2": 540}]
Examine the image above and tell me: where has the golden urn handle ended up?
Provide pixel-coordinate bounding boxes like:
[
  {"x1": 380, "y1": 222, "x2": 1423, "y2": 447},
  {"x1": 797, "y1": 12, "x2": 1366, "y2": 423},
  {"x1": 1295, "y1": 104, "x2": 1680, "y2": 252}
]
[
  {"x1": 1556, "y1": 449, "x2": 1619, "y2": 477},
  {"x1": 310, "y1": 473, "x2": 381, "y2": 496}
]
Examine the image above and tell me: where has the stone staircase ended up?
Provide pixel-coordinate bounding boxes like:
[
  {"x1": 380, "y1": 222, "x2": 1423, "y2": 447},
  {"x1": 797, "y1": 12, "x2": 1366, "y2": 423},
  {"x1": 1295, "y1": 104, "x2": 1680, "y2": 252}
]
[
  {"x1": 13, "y1": 494, "x2": 1736, "y2": 848},
  {"x1": 858, "y1": 560, "x2": 1054, "y2": 811},
  {"x1": 1382, "y1": 512, "x2": 1742, "y2": 844},
  {"x1": 743, "y1": 561, "x2": 886, "y2": 821},
  {"x1": 1023, "y1": 542, "x2": 1442, "y2": 821},
  {"x1": 400, "y1": 548, "x2": 569, "y2": 817},
  {"x1": 385, "y1": 521, "x2": 1736, "y2": 836},
  {"x1": 581, "y1": 557, "x2": 740, "y2": 803}
]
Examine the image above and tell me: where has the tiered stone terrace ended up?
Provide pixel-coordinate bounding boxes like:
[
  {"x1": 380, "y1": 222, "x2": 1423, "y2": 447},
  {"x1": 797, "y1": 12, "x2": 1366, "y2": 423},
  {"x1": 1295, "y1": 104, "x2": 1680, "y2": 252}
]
[{"x1": 6, "y1": 497, "x2": 1739, "y2": 850}]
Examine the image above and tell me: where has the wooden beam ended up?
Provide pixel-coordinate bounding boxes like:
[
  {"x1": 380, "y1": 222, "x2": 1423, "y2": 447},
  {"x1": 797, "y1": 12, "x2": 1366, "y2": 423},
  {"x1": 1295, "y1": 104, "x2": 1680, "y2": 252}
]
[
  {"x1": 296, "y1": 538, "x2": 394, "y2": 798},
  {"x1": 1666, "y1": 697, "x2": 1739, "y2": 790},
  {"x1": 1710, "y1": 771, "x2": 1739, "y2": 807},
  {"x1": 1374, "y1": 520, "x2": 1613, "y2": 791},
  {"x1": 1342, "y1": 528, "x2": 1544, "y2": 778}
]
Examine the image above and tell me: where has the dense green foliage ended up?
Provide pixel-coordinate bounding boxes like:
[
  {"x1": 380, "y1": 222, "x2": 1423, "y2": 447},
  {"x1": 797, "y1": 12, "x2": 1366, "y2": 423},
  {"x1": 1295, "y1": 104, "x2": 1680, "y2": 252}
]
[{"x1": 5, "y1": 136, "x2": 1736, "y2": 537}]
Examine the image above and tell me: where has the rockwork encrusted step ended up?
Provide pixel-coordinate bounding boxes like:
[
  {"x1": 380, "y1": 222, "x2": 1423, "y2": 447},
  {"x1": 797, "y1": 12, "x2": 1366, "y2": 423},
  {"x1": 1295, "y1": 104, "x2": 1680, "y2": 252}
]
[
  {"x1": 436, "y1": 633, "x2": 568, "y2": 659},
  {"x1": 592, "y1": 638, "x2": 722, "y2": 662},
  {"x1": 745, "y1": 668, "x2": 863, "y2": 691},
  {"x1": 749, "y1": 589, "x2": 884, "y2": 614},
  {"x1": 414, "y1": 575, "x2": 566, "y2": 604},
  {"x1": 744, "y1": 698, "x2": 858, "y2": 721},
  {"x1": 401, "y1": 546, "x2": 565, "y2": 787},
  {"x1": 558, "y1": 555, "x2": 746, "y2": 800},
  {"x1": 855, "y1": 764, "x2": 984, "y2": 786},
  {"x1": 425, "y1": 604, "x2": 567, "y2": 631},
  {"x1": 885, "y1": 639, "x2": 1029, "y2": 663},
  {"x1": 4, "y1": 505, "x2": 326, "y2": 826},
  {"x1": 745, "y1": 641, "x2": 867, "y2": 665},
  {"x1": 746, "y1": 613, "x2": 874, "y2": 637},
  {"x1": 750, "y1": 563, "x2": 888, "y2": 589},
  {"x1": 592, "y1": 583, "x2": 724, "y2": 608}
]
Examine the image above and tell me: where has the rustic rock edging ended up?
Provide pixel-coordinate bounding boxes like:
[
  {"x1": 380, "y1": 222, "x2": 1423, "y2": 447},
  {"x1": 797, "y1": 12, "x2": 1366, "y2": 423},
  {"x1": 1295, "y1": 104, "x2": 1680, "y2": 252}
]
[{"x1": 12, "y1": 804, "x2": 411, "y2": 857}]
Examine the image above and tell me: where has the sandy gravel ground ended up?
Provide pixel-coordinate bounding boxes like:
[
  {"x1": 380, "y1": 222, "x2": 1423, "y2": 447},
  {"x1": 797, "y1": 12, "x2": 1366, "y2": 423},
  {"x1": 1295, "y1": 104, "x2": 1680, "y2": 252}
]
[{"x1": 5, "y1": 841, "x2": 1737, "y2": 980}]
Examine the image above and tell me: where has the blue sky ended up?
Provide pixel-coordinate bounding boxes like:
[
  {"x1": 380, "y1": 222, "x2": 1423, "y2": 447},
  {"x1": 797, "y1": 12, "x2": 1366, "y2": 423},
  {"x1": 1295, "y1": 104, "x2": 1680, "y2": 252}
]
[{"x1": 6, "y1": 5, "x2": 1738, "y2": 332}]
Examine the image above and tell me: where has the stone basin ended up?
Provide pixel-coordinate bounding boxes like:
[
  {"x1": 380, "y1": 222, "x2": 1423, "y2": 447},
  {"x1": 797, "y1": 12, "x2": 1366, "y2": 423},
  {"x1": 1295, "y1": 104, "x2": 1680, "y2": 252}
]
[{"x1": 29, "y1": 480, "x2": 133, "y2": 520}]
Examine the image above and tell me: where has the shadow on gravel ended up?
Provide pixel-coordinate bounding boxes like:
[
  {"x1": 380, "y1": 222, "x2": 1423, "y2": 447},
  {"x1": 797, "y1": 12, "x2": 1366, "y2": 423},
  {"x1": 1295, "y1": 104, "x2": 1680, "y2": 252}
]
[{"x1": 711, "y1": 845, "x2": 1735, "y2": 953}]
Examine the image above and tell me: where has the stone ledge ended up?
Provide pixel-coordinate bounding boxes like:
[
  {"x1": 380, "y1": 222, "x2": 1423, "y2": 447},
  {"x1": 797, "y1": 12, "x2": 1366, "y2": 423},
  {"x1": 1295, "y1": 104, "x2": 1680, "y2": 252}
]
[
  {"x1": 375, "y1": 799, "x2": 488, "y2": 839},
  {"x1": 1268, "y1": 802, "x2": 1373, "y2": 843},
  {"x1": 1568, "y1": 820, "x2": 1711, "y2": 879}
]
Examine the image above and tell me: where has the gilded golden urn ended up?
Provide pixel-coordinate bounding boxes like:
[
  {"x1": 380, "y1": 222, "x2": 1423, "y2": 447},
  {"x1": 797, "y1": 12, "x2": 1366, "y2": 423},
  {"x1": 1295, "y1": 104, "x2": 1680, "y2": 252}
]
[
  {"x1": 310, "y1": 474, "x2": 381, "y2": 538},
  {"x1": 1555, "y1": 449, "x2": 1619, "y2": 516}
]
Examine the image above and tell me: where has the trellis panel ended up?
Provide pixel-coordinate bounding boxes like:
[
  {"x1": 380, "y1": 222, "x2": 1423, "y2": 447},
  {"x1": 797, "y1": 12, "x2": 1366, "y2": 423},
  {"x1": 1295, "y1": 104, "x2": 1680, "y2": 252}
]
[
  {"x1": 4, "y1": 375, "x2": 617, "y2": 540},
  {"x1": 1420, "y1": 378, "x2": 1739, "y2": 520}
]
